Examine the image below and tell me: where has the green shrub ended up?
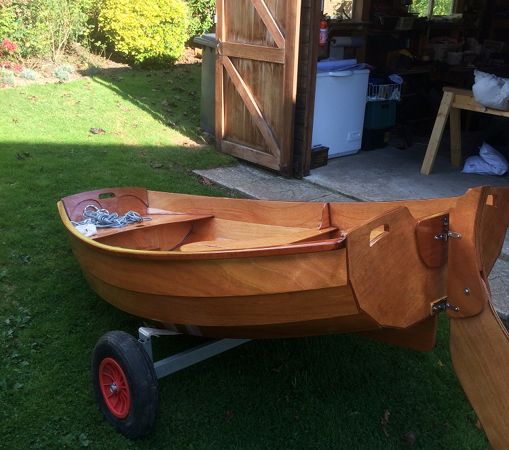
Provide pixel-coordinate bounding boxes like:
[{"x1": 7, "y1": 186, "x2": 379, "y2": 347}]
[
  {"x1": 0, "y1": 2, "x2": 44, "y2": 57},
  {"x1": 98, "y1": 0, "x2": 188, "y2": 64},
  {"x1": 0, "y1": 0, "x2": 96, "y2": 59},
  {"x1": 0, "y1": 4, "x2": 17, "y2": 40},
  {"x1": 37, "y1": 0, "x2": 94, "y2": 59},
  {"x1": 186, "y1": 0, "x2": 215, "y2": 38}
]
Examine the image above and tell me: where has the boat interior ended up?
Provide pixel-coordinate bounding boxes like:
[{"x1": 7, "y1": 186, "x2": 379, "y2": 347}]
[
  {"x1": 61, "y1": 186, "x2": 498, "y2": 257},
  {"x1": 60, "y1": 187, "x2": 345, "y2": 253},
  {"x1": 94, "y1": 214, "x2": 341, "y2": 253}
]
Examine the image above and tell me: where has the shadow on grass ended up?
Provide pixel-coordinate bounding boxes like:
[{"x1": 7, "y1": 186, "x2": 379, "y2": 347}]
[{"x1": 78, "y1": 64, "x2": 205, "y2": 144}]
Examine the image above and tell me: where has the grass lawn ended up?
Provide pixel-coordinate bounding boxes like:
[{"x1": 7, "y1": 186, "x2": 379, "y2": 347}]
[{"x1": 0, "y1": 65, "x2": 489, "y2": 449}]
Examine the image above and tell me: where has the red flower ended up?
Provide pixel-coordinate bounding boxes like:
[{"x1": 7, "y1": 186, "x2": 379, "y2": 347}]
[
  {"x1": 0, "y1": 60, "x2": 12, "y2": 69},
  {"x1": 1, "y1": 38, "x2": 17, "y2": 53}
]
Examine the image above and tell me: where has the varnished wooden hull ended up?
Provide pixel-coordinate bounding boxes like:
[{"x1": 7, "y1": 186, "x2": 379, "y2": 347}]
[
  {"x1": 66, "y1": 224, "x2": 368, "y2": 339},
  {"x1": 58, "y1": 186, "x2": 507, "y2": 344},
  {"x1": 87, "y1": 271, "x2": 378, "y2": 339}
]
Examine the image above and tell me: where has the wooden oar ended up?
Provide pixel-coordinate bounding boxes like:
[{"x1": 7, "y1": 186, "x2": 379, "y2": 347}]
[
  {"x1": 179, "y1": 227, "x2": 337, "y2": 252},
  {"x1": 450, "y1": 294, "x2": 509, "y2": 450}
]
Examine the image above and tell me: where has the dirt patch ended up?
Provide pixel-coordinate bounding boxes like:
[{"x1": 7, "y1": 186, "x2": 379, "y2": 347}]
[{"x1": 176, "y1": 46, "x2": 203, "y2": 66}]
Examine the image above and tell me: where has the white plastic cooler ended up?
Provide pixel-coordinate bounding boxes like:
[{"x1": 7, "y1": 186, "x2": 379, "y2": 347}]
[{"x1": 312, "y1": 60, "x2": 370, "y2": 158}]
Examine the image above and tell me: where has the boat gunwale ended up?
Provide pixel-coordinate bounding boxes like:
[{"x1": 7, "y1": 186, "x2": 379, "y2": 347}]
[{"x1": 148, "y1": 189, "x2": 462, "y2": 210}]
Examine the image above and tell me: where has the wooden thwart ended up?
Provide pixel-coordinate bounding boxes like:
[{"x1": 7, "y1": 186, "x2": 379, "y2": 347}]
[
  {"x1": 91, "y1": 214, "x2": 213, "y2": 240},
  {"x1": 62, "y1": 187, "x2": 149, "y2": 222},
  {"x1": 347, "y1": 206, "x2": 442, "y2": 328}
]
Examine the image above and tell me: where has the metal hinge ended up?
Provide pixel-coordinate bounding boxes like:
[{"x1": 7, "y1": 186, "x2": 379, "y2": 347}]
[
  {"x1": 431, "y1": 298, "x2": 460, "y2": 315},
  {"x1": 434, "y1": 231, "x2": 462, "y2": 241},
  {"x1": 434, "y1": 217, "x2": 462, "y2": 242}
]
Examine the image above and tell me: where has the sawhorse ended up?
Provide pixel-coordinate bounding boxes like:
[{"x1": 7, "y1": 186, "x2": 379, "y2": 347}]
[{"x1": 421, "y1": 87, "x2": 509, "y2": 175}]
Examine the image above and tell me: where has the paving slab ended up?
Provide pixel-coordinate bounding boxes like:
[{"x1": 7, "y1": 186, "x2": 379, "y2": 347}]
[
  {"x1": 489, "y1": 259, "x2": 509, "y2": 320},
  {"x1": 503, "y1": 236, "x2": 509, "y2": 260},
  {"x1": 195, "y1": 165, "x2": 354, "y2": 202},
  {"x1": 305, "y1": 146, "x2": 509, "y2": 202}
]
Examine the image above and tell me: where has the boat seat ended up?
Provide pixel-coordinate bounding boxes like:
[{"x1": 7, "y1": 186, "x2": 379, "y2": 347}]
[
  {"x1": 179, "y1": 227, "x2": 338, "y2": 252},
  {"x1": 92, "y1": 213, "x2": 213, "y2": 240}
]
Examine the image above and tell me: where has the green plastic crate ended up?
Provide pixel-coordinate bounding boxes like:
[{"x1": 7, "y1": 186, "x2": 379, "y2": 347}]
[{"x1": 364, "y1": 100, "x2": 397, "y2": 130}]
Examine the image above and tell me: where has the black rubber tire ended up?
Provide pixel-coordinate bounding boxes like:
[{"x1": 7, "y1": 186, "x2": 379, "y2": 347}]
[{"x1": 92, "y1": 330, "x2": 159, "y2": 439}]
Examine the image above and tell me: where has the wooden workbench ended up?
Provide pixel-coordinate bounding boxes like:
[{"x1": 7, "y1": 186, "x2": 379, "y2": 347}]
[{"x1": 421, "y1": 87, "x2": 509, "y2": 175}]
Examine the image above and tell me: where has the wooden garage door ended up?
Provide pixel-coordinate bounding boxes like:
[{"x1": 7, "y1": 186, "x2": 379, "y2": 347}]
[{"x1": 215, "y1": 0, "x2": 302, "y2": 176}]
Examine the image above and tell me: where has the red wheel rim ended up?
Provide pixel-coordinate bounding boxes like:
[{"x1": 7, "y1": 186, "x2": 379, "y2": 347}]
[{"x1": 98, "y1": 357, "x2": 131, "y2": 419}]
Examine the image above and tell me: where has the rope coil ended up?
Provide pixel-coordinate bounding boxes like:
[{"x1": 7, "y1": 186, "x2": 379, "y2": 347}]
[{"x1": 72, "y1": 205, "x2": 151, "y2": 229}]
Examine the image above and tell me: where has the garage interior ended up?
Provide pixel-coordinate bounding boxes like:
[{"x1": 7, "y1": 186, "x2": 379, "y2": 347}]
[
  {"x1": 204, "y1": 0, "x2": 509, "y2": 181},
  {"x1": 295, "y1": 0, "x2": 509, "y2": 178}
]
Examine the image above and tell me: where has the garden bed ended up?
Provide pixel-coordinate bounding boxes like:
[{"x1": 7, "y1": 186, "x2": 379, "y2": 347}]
[
  {"x1": 1, "y1": 43, "x2": 202, "y2": 89},
  {"x1": 0, "y1": 42, "x2": 127, "y2": 88}
]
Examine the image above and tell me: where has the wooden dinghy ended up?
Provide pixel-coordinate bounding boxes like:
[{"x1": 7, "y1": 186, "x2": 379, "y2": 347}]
[{"x1": 58, "y1": 186, "x2": 509, "y2": 446}]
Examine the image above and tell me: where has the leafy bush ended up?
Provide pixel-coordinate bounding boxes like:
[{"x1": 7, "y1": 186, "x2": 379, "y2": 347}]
[
  {"x1": 0, "y1": 1, "x2": 48, "y2": 58},
  {"x1": 186, "y1": 0, "x2": 215, "y2": 38},
  {"x1": 0, "y1": 37, "x2": 22, "y2": 71},
  {"x1": 0, "y1": 60, "x2": 22, "y2": 71},
  {"x1": 37, "y1": 0, "x2": 95, "y2": 59},
  {"x1": 0, "y1": 0, "x2": 96, "y2": 59},
  {"x1": 0, "y1": 6, "x2": 17, "y2": 40},
  {"x1": 98, "y1": 0, "x2": 188, "y2": 64}
]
